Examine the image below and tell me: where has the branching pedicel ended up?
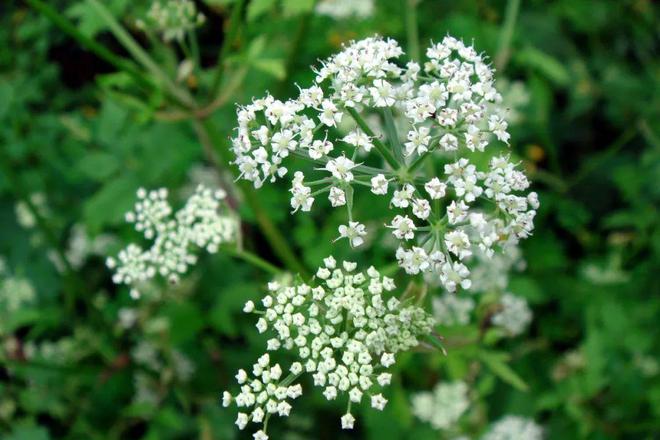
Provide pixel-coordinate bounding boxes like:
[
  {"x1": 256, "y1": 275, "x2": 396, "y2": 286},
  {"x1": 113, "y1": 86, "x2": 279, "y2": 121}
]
[
  {"x1": 231, "y1": 35, "x2": 538, "y2": 294},
  {"x1": 106, "y1": 185, "x2": 237, "y2": 298},
  {"x1": 223, "y1": 257, "x2": 435, "y2": 437}
]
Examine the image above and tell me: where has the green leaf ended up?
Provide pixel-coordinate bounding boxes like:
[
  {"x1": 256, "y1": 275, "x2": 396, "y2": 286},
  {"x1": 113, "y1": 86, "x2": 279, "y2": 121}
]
[
  {"x1": 247, "y1": 0, "x2": 277, "y2": 21},
  {"x1": 252, "y1": 58, "x2": 286, "y2": 79},
  {"x1": 515, "y1": 46, "x2": 571, "y2": 87},
  {"x1": 76, "y1": 152, "x2": 120, "y2": 181},
  {"x1": 83, "y1": 174, "x2": 139, "y2": 233},
  {"x1": 282, "y1": 0, "x2": 315, "y2": 16},
  {"x1": 479, "y1": 350, "x2": 529, "y2": 392}
]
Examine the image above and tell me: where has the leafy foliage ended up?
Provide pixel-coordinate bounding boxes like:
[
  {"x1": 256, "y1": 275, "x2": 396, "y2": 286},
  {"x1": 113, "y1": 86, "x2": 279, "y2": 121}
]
[{"x1": 1, "y1": 0, "x2": 658, "y2": 438}]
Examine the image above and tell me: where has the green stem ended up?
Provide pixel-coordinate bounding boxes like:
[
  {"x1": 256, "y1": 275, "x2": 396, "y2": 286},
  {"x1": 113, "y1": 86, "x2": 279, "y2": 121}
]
[
  {"x1": 25, "y1": 0, "x2": 151, "y2": 91},
  {"x1": 211, "y1": 0, "x2": 246, "y2": 95},
  {"x1": 221, "y1": 246, "x2": 282, "y2": 276},
  {"x1": 404, "y1": 0, "x2": 421, "y2": 62},
  {"x1": 194, "y1": 119, "x2": 309, "y2": 277},
  {"x1": 86, "y1": 0, "x2": 195, "y2": 108},
  {"x1": 346, "y1": 107, "x2": 400, "y2": 170},
  {"x1": 495, "y1": 0, "x2": 521, "y2": 71},
  {"x1": 275, "y1": 0, "x2": 318, "y2": 95}
]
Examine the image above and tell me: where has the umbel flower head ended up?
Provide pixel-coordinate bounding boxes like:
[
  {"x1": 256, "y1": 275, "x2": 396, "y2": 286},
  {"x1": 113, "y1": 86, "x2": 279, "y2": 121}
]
[
  {"x1": 231, "y1": 35, "x2": 538, "y2": 293},
  {"x1": 483, "y1": 415, "x2": 544, "y2": 440},
  {"x1": 136, "y1": 0, "x2": 205, "y2": 42},
  {"x1": 411, "y1": 380, "x2": 470, "y2": 430},
  {"x1": 222, "y1": 257, "x2": 435, "y2": 438},
  {"x1": 106, "y1": 185, "x2": 237, "y2": 298}
]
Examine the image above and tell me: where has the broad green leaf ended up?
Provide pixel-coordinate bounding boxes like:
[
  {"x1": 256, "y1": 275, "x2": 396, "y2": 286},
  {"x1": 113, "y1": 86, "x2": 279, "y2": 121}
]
[
  {"x1": 479, "y1": 350, "x2": 529, "y2": 392},
  {"x1": 83, "y1": 174, "x2": 139, "y2": 233},
  {"x1": 247, "y1": 0, "x2": 277, "y2": 21},
  {"x1": 76, "y1": 151, "x2": 120, "y2": 181}
]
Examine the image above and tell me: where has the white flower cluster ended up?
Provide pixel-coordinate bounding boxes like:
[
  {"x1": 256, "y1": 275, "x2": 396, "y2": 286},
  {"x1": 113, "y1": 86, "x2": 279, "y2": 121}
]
[
  {"x1": 411, "y1": 381, "x2": 470, "y2": 430},
  {"x1": 106, "y1": 185, "x2": 236, "y2": 298},
  {"x1": 231, "y1": 35, "x2": 537, "y2": 293},
  {"x1": 483, "y1": 415, "x2": 543, "y2": 440},
  {"x1": 491, "y1": 292, "x2": 532, "y2": 336},
  {"x1": 468, "y1": 245, "x2": 524, "y2": 294},
  {"x1": 432, "y1": 293, "x2": 475, "y2": 327},
  {"x1": 223, "y1": 257, "x2": 435, "y2": 438},
  {"x1": 136, "y1": 0, "x2": 205, "y2": 42},
  {"x1": 316, "y1": 0, "x2": 374, "y2": 19}
]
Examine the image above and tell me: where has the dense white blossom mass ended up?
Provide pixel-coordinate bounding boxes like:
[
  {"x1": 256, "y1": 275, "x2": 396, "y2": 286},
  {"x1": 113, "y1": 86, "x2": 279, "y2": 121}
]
[
  {"x1": 411, "y1": 380, "x2": 470, "y2": 430},
  {"x1": 231, "y1": 35, "x2": 538, "y2": 293},
  {"x1": 483, "y1": 415, "x2": 544, "y2": 440},
  {"x1": 223, "y1": 257, "x2": 435, "y2": 438},
  {"x1": 106, "y1": 185, "x2": 237, "y2": 298},
  {"x1": 136, "y1": 0, "x2": 205, "y2": 42}
]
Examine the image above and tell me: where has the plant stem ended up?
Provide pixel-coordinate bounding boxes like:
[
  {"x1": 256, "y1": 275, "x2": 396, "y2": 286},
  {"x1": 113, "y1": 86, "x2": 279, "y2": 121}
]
[
  {"x1": 211, "y1": 0, "x2": 246, "y2": 95},
  {"x1": 221, "y1": 246, "x2": 281, "y2": 276},
  {"x1": 86, "y1": 0, "x2": 195, "y2": 108},
  {"x1": 495, "y1": 0, "x2": 521, "y2": 71},
  {"x1": 25, "y1": 0, "x2": 151, "y2": 91},
  {"x1": 404, "y1": 0, "x2": 420, "y2": 62},
  {"x1": 346, "y1": 107, "x2": 400, "y2": 170},
  {"x1": 193, "y1": 118, "x2": 309, "y2": 277}
]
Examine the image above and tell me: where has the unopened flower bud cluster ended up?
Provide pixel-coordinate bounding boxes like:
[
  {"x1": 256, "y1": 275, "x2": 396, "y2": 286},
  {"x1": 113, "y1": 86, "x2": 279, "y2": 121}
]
[
  {"x1": 411, "y1": 380, "x2": 470, "y2": 431},
  {"x1": 106, "y1": 185, "x2": 236, "y2": 298},
  {"x1": 222, "y1": 257, "x2": 435, "y2": 438},
  {"x1": 231, "y1": 35, "x2": 537, "y2": 293},
  {"x1": 136, "y1": 0, "x2": 205, "y2": 42}
]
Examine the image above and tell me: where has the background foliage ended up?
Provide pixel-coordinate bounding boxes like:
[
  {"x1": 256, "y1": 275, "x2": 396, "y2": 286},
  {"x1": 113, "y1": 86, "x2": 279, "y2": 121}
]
[{"x1": 0, "y1": 0, "x2": 659, "y2": 438}]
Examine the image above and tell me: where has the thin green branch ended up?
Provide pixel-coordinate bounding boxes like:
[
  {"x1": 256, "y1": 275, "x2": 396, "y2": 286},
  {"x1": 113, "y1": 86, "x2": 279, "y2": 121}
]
[
  {"x1": 86, "y1": 0, "x2": 195, "y2": 108},
  {"x1": 404, "y1": 0, "x2": 421, "y2": 62},
  {"x1": 221, "y1": 246, "x2": 282, "y2": 276},
  {"x1": 193, "y1": 119, "x2": 309, "y2": 278},
  {"x1": 211, "y1": 0, "x2": 246, "y2": 95},
  {"x1": 346, "y1": 107, "x2": 401, "y2": 170},
  {"x1": 495, "y1": 0, "x2": 522, "y2": 71},
  {"x1": 25, "y1": 0, "x2": 151, "y2": 91}
]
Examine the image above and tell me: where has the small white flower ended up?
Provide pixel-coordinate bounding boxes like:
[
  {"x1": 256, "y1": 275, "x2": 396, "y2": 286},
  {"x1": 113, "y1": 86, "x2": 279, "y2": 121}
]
[
  {"x1": 337, "y1": 222, "x2": 367, "y2": 247},
  {"x1": 325, "y1": 156, "x2": 356, "y2": 182},
  {"x1": 371, "y1": 174, "x2": 389, "y2": 195},
  {"x1": 370, "y1": 79, "x2": 395, "y2": 107},
  {"x1": 412, "y1": 198, "x2": 431, "y2": 220},
  {"x1": 371, "y1": 393, "x2": 388, "y2": 410},
  {"x1": 424, "y1": 178, "x2": 447, "y2": 199},
  {"x1": 388, "y1": 215, "x2": 416, "y2": 240},
  {"x1": 243, "y1": 301, "x2": 255, "y2": 313},
  {"x1": 328, "y1": 187, "x2": 347, "y2": 207},
  {"x1": 341, "y1": 413, "x2": 356, "y2": 429},
  {"x1": 319, "y1": 99, "x2": 343, "y2": 127}
]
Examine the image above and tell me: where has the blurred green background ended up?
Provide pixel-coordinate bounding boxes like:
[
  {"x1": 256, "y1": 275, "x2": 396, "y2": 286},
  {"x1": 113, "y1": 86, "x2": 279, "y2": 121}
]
[{"x1": 0, "y1": 0, "x2": 659, "y2": 438}]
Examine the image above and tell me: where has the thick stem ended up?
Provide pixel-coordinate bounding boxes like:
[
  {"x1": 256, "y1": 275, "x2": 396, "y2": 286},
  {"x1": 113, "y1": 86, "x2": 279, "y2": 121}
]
[
  {"x1": 194, "y1": 118, "x2": 309, "y2": 277},
  {"x1": 346, "y1": 107, "x2": 400, "y2": 170},
  {"x1": 495, "y1": 0, "x2": 521, "y2": 71},
  {"x1": 404, "y1": 0, "x2": 421, "y2": 62},
  {"x1": 221, "y1": 246, "x2": 282, "y2": 276},
  {"x1": 25, "y1": 0, "x2": 151, "y2": 91},
  {"x1": 86, "y1": 0, "x2": 195, "y2": 108},
  {"x1": 210, "y1": 0, "x2": 246, "y2": 95}
]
